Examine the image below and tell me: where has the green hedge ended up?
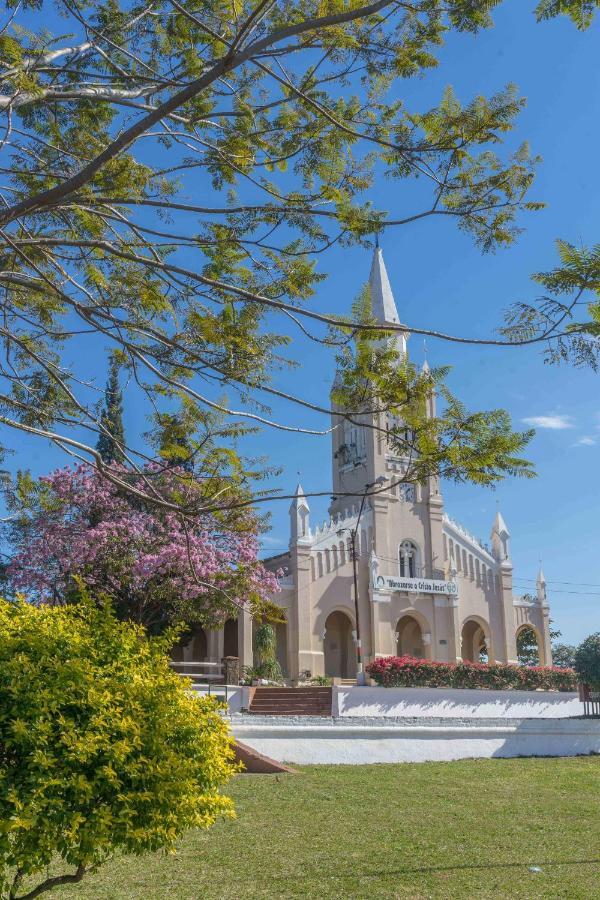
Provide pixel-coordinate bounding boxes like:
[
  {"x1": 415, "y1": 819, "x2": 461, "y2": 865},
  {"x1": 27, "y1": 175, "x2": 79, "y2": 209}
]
[{"x1": 366, "y1": 656, "x2": 578, "y2": 692}]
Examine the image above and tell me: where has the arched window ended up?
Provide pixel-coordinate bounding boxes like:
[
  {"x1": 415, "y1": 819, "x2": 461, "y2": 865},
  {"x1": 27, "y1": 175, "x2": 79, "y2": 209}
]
[
  {"x1": 339, "y1": 541, "x2": 346, "y2": 565},
  {"x1": 399, "y1": 540, "x2": 418, "y2": 578},
  {"x1": 317, "y1": 552, "x2": 323, "y2": 578},
  {"x1": 475, "y1": 559, "x2": 481, "y2": 584},
  {"x1": 325, "y1": 549, "x2": 331, "y2": 573},
  {"x1": 332, "y1": 545, "x2": 338, "y2": 569},
  {"x1": 339, "y1": 421, "x2": 365, "y2": 466},
  {"x1": 443, "y1": 534, "x2": 448, "y2": 561},
  {"x1": 468, "y1": 555, "x2": 474, "y2": 579}
]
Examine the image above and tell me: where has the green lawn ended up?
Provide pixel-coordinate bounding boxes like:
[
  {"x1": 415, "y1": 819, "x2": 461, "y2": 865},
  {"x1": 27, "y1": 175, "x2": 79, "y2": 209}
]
[{"x1": 52, "y1": 758, "x2": 598, "y2": 900}]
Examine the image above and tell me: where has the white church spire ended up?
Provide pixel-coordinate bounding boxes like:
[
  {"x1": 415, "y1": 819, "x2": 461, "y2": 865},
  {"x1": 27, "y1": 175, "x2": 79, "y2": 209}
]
[
  {"x1": 369, "y1": 246, "x2": 408, "y2": 355},
  {"x1": 491, "y1": 510, "x2": 511, "y2": 563},
  {"x1": 537, "y1": 566, "x2": 548, "y2": 606},
  {"x1": 369, "y1": 246, "x2": 399, "y2": 325},
  {"x1": 289, "y1": 482, "x2": 310, "y2": 546}
]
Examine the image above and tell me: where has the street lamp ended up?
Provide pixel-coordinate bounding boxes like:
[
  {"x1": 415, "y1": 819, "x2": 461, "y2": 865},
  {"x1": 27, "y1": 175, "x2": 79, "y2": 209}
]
[{"x1": 337, "y1": 474, "x2": 388, "y2": 685}]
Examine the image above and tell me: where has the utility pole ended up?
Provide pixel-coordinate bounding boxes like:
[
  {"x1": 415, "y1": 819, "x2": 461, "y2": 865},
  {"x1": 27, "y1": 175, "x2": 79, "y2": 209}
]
[{"x1": 338, "y1": 475, "x2": 388, "y2": 685}]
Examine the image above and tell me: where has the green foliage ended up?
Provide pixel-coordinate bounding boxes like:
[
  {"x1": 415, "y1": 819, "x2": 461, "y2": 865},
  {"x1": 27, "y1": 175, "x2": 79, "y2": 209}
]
[
  {"x1": 253, "y1": 622, "x2": 282, "y2": 681},
  {"x1": 516, "y1": 618, "x2": 542, "y2": 666},
  {"x1": 0, "y1": 594, "x2": 237, "y2": 899},
  {"x1": 574, "y1": 632, "x2": 600, "y2": 688},
  {"x1": 502, "y1": 239, "x2": 600, "y2": 369},
  {"x1": 0, "y1": 0, "x2": 553, "y2": 503},
  {"x1": 96, "y1": 353, "x2": 125, "y2": 465},
  {"x1": 367, "y1": 655, "x2": 578, "y2": 691},
  {"x1": 535, "y1": 0, "x2": 600, "y2": 29},
  {"x1": 0, "y1": 0, "x2": 596, "y2": 514},
  {"x1": 551, "y1": 642, "x2": 577, "y2": 669},
  {"x1": 332, "y1": 287, "x2": 534, "y2": 486},
  {"x1": 516, "y1": 616, "x2": 563, "y2": 666}
]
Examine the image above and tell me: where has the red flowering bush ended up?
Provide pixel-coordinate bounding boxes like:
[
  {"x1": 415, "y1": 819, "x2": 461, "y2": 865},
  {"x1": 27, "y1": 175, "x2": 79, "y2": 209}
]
[{"x1": 366, "y1": 656, "x2": 578, "y2": 692}]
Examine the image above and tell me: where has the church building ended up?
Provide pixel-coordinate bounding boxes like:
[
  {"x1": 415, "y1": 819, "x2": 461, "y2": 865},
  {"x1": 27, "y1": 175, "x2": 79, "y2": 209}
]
[
  {"x1": 259, "y1": 248, "x2": 553, "y2": 680},
  {"x1": 174, "y1": 248, "x2": 552, "y2": 681}
]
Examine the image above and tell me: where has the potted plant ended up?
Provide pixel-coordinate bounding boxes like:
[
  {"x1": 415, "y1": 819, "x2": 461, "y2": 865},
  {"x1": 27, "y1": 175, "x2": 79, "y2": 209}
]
[{"x1": 253, "y1": 623, "x2": 283, "y2": 684}]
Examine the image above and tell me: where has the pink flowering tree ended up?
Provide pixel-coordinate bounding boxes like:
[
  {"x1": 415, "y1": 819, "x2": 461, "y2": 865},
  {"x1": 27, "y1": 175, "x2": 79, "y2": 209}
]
[{"x1": 5, "y1": 464, "x2": 280, "y2": 633}]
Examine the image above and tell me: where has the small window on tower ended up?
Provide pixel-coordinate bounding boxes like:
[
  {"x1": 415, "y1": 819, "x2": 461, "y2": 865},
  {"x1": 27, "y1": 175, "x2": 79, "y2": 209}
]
[{"x1": 399, "y1": 540, "x2": 418, "y2": 578}]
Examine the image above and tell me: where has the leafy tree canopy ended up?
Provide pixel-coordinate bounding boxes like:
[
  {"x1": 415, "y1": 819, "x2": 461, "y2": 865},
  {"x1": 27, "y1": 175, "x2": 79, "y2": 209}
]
[
  {"x1": 0, "y1": 593, "x2": 237, "y2": 900},
  {"x1": 574, "y1": 631, "x2": 600, "y2": 687},
  {"x1": 4, "y1": 463, "x2": 281, "y2": 630},
  {"x1": 0, "y1": 0, "x2": 597, "y2": 517}
]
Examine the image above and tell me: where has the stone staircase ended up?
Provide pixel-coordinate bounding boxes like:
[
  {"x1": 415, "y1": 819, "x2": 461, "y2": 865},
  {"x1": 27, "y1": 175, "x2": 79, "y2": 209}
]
[{"x1": 249, "y1": 687, "x2": 333, "y2": 717}]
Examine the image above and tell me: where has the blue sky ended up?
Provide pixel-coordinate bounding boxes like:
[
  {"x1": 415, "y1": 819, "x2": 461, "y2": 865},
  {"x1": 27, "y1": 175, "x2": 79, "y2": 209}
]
[
  {"x1": 3, "y1": 2, "x2": 600, "y2": 645},
  {"x1": 244, "y1": 3, "x2": 600, "y2": 646}
]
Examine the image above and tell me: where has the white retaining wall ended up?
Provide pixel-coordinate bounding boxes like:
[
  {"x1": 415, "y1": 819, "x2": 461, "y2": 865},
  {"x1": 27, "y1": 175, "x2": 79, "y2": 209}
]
[
  {"x1": 193, "y1": 686, "x2": 243, "y2": 713},
  {"x1": 231, "y1": 719, "x2": 600, "y2": 765},
  {"x1": 333, "y1": 686, "x2": 583, "y2": 719}
]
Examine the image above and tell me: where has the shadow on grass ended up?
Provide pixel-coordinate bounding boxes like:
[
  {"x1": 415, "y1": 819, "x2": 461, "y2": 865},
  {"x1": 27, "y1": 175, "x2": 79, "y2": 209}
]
[{"x1": 361, "y1": 859, "x2": 600, "y2": 878}]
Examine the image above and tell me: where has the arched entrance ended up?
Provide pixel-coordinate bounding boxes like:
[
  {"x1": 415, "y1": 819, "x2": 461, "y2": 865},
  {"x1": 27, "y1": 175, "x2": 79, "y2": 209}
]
[
  {"x1": 461, "y1": 618, "x2": 489, "y2": 663},
  {"x1": 396, "y1": 614, "x2": 426, "y2": 658},
  {"x1": 171, "y1": 624, "x2": 207, "y2": 662},
  {"x1": 516, "y1": 624, "x2": 542, "y2": 666},
  {"x1": 324, "y1": 610, "x2": 355, "y2": 678},
  {"x1": 223, "y1": 618, "x2": 238, "y2": 657}
]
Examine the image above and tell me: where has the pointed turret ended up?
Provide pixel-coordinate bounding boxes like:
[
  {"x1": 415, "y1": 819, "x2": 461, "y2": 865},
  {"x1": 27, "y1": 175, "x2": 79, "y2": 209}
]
[
  {"x1": 491, "y1": 510, "x2": 511, "y2": 563},
  {"x1": 536, "y1": 567, "x2": 548, "y2": 606},
  {"x1": 289, "y1": 482, "x2": 311, "y2": 546},
  {"x1": 369, "y1": 246, "x2": 407, "y2": 355}
]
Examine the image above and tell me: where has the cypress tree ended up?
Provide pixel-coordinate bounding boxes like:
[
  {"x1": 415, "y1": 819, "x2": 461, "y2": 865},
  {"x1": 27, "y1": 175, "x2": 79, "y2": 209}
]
[{"x1": 96, "y1": 355, "x2": 125, "y2": 465}]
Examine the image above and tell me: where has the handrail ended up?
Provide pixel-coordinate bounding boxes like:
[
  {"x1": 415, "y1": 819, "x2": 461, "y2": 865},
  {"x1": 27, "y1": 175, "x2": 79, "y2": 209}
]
[{"x1": 170, "y1": 661, "x2": 222, "y2": 669}]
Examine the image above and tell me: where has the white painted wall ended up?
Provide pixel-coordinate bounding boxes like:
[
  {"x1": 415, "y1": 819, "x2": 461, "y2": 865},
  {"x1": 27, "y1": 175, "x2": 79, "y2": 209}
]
[
  {"x1": 193, "y1": 685, "x2": 243, "y2": 713},
  {"x1": 231, "y1": 719, "x2": 600, "y2": 765},
  {"x1": 333, "y1": 686, "x2": 583, "y2": 719}
]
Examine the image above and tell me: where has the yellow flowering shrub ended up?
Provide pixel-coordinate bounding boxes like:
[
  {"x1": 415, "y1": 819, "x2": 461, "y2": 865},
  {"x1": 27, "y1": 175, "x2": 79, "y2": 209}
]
[{"x1": 0, "y1": 597, "x2": 237, "y2": 899}]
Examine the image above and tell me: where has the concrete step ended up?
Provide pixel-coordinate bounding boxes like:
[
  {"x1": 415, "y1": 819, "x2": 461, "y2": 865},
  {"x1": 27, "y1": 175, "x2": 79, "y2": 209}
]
[
  {"x1": 249, "y1": 686, "x2": 333, "y2": 717},
  {"x1": 251, "y1": 691, "x2": 332, "y2": 698}
]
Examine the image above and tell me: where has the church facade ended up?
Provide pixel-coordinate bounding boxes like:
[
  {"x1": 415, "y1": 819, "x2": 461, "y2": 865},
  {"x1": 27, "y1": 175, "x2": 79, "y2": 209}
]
[
  {"x1": 259, "y1": 248, "x2": 553, "y2": 680},
  {"x1": 175, "y1": 249, "x2": 552, "y2": 680}
]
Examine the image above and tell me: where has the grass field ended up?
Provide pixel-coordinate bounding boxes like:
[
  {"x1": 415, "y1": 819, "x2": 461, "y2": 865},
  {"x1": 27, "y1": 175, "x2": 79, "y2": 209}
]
[{"x1": 50, "y1": 757, "x2": 599, "y2": 899}]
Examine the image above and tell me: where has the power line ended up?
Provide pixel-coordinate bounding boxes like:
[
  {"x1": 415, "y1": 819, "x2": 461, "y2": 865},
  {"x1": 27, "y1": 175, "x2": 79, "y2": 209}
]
[{"x1": 514, "y1": 577, "x2": 600, "y2": 588}]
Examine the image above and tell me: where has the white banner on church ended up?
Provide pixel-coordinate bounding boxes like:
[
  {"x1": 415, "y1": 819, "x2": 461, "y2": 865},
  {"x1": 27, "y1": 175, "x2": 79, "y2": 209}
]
[{"x1": 373, "y1": 574, "x2": 458, "y2": 596}]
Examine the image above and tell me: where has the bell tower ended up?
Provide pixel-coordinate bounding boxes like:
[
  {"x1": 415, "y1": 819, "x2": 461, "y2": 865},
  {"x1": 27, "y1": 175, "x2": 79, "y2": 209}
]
[
  {"x1": 329, "y1": 247, "x2": 444, "y2": 576},
  {"x1": 330, "y1": 246, "x2": 408, "y2": 516}
]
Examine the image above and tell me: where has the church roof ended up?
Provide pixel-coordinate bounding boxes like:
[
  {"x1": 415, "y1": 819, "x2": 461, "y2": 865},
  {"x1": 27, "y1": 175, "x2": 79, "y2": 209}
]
[{"x1": 369, "y1": 247, "x2": 400, "y2": 325}]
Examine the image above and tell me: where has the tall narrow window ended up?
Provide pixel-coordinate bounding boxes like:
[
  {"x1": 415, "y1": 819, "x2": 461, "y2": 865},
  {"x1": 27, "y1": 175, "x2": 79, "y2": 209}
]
[{"x1": 399, "y1": 541, "x2": 418, "y2": 578}]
